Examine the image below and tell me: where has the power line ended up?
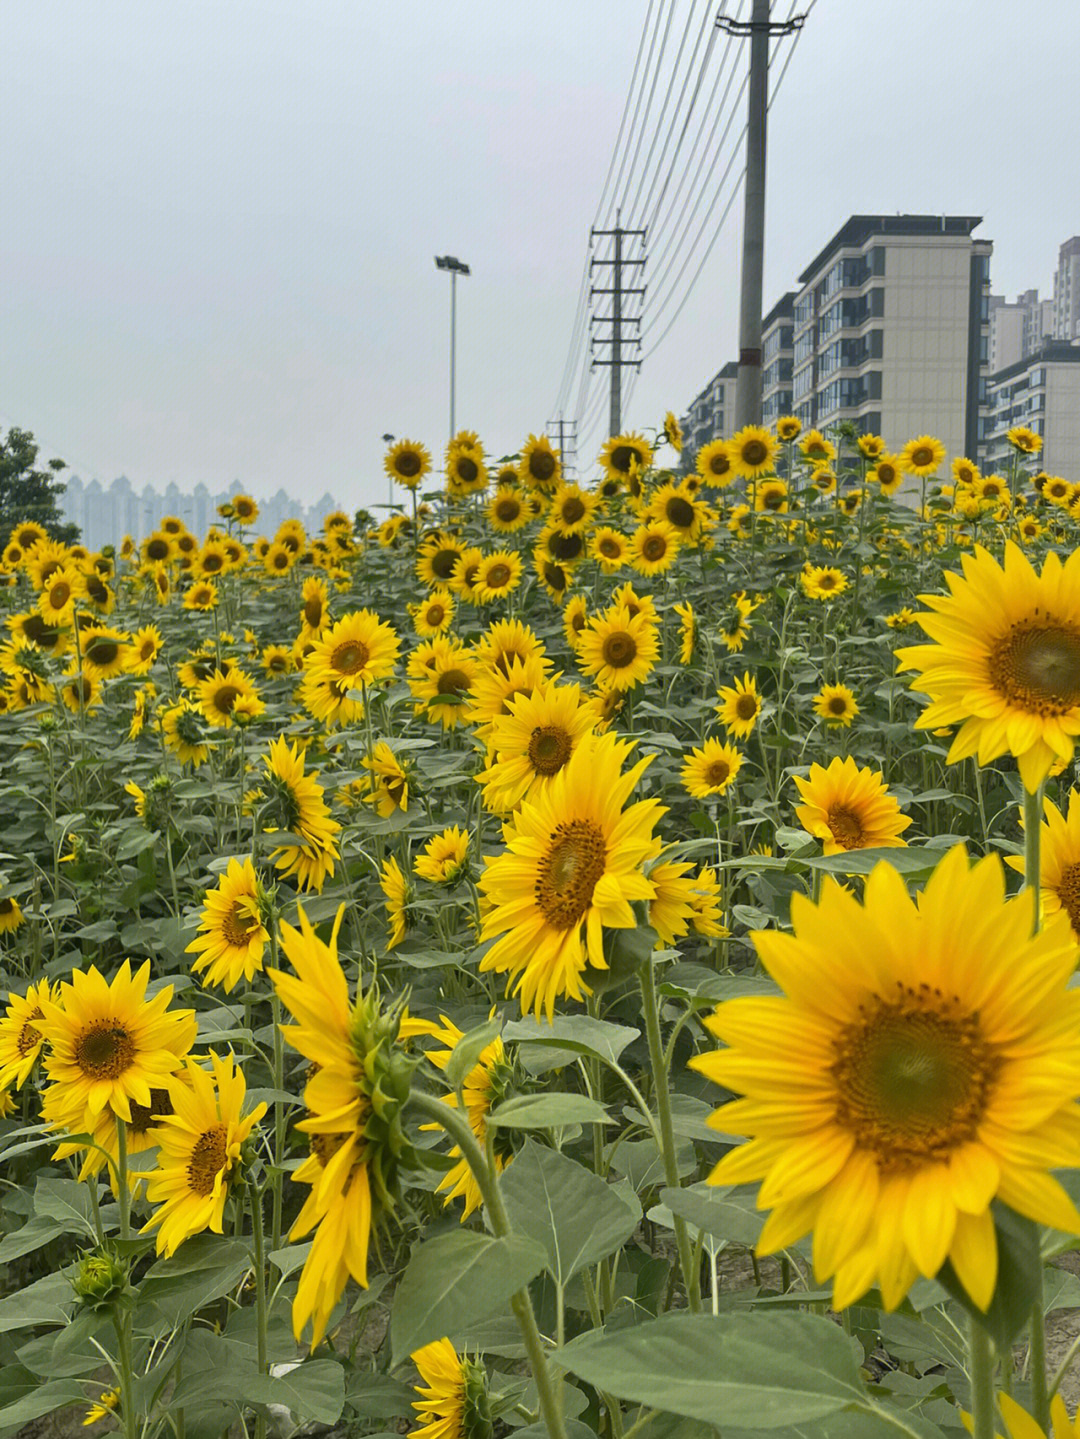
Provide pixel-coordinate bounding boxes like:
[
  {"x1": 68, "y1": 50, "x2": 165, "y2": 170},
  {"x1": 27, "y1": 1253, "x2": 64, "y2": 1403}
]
[
  {"x1": 592, "y1": 0, "x2": 659, "y2": 229},
  {"x1": 599, "y1": 0, "x2": 671, "y2": 231}
]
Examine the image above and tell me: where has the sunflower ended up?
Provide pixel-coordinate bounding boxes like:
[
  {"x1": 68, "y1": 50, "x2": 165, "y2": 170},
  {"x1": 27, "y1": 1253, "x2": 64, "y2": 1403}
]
[
  {"x1": 142, "y1": 1052, "x2": 266, "y2": 1256},
  {"x1": 794, "y1": 756, "x2": 911, "y2": 854},
  {"x1": 776, "y1": 416, "x2": 801, "y2": 442},
  {"x1": 6, "y1": 609, "x2": 68, "y2": 655},
  {"x1": 486, "y1": 486, "x2": 530, "y2": 533},
  {"x1": 299, "y1": 576, "x2": 330, "y2": 635},
  {"x1": 754, "y1": 478, "x2": 788, "y2": 514},
  {"x1": 362, "y1": 743, "x2": 410, "y2": 817},
  {"x1": 183, "y1": 580, "x2": 218, "y2": 612},
  {"x1": 897, "y1": 542, "x2": 1080, "y2": 791},
  {"x1": 276, "y1": 519, "x2": 307, "y2": 554},
  {"x1": 681, "y1": 739, "x2": 743, "y2": 798},
  {"x1": 475, "y1": 618, "x2": 548, "y2": 675},
  {"x1": 186, "y1": 858, "x2": 269, "y2": 992},
  {"x1": 381, "y1": 857, "x2": 410, "y2": 949},
  {"x1": 885, "y1": 608, "x2": 918, "y2": 629},
  {"x1": 194, "y1": 538, "x2": 230, "y2": 579},
  {"x1": 197, "y1": 667, "x2": 264, "y2": 728},
  {"x1": 547, "y1": 482, "x2": 597, "y2": 536},
  {"x1": 535, "y1": 555, "x2": 572, "y2": 604},
  {"x1": 82, "y1": 1390, "x2": 120, "y2": 1427},
  {"x1": 630, "y1": 521, "x2": 680, "y2": 577},
  {"x1": 446, "y1": 446, "x2": 488, "y2": 495},
  {"x1": 78, "y1": 625, "x2": 130, "y2": 680},
  {"x1": 718, "y1": 593, "x2": 758, "y2": 653},
  {"x1": 477, "y1": 679, "x2": 598, "y2": 813},
  {"x1": 264, "y1": 541, "x2": 295, "y2": 575},
  {"x1": 1004, "y1": 791, "x2": 1080, "y2": 942},
  {"x1": 415, "y1": 1017, "x2": 514, "y2": 1220},
  {"x1": 465, "y1": 654, "x2": 549, "y2": 743},
  {"x1": 716, "y1": 672, "x2": 762, "y2": 738},
  {"x1": 60, "y1": 671, "x2": 103, "y2": 713},
  {"x1": 411, "y1": 588, "x2": 455, "y2": 637},
  {"x1": 1044, "y1": 476, "x2": 1074, "y2": 508},
  {"x1": 479, "y1": 733, "x2": 664, "y2": 1018},
  {"x1": 447, "y1": 547, "x2": 486, "y2": 603},
  {"x1": 900, "y1": 434, "x2": 946, "y2": 476},
  {"x1": 563, "y1": 594, "x2": 589, "y2": 649},
  {"x1": 952, "y1": 457, "x2": 981, "y2": 487},
  {"x1": 141, "y1": 531, "x2": 175, "y2": 566},
  {"x1": 1008, "y1": 425, "x2": 1043, "y2": 455},
  {"x1": 518, "y1": 433, "x2": 562, "y2": 492},
  {"x1": 673, "y1": 600, "x2": 696, "y2": 664},
  {"x1": 809, "y1": 467, "x2": 837, "y2": 496},
  {"x1": 610, "y1": 580, "x2": 658, "y2": 625},
  {"x1": 36, "y1": 961, "x2": 197, "y2": 1131},
  {"x1": 695, "y1": 438, "x2": 733, "y2": 487},
  {"x1": 231, "y1": 493, "x2": 259, "y2": 524},
  {"x1": 9, "y1": 520, "x2": 47, "y2": 551},
  {"x1": 856, "y1": 433, "x2": 885, "y2": 461},
  {"x1": 414, "y1": 827, "x2": 469, "y2": 885},
  {"x1": 577, "y1": 608, "x2": 659, "y2": 692},
  {"x1": 306, "y1": 609, "x2": 400, "y2": 692},
  {"x1": 408, "y1": 638, "x2": 480, "y2": 729},
  {"x1": 385, "y1": 439, "x2": 432, "y2": 490},
  {"x1": 729, "y1": 425, "x2": 779, "y2": 480},
  {"x1": 263, "y1": 736, "x2": 342, "y2": 892},
  {"x1": 0, "y1": 978, "x2": 52, "y2": 1089},
  {"x1": 599, "y1": 432, "x2": 653, "y2": 483},
  {"x1": 536, "y1": 524, "x2": 587, "y2": 568},
  {"x1": 726, "y1": 504, "x2": 752, "y2": 537},
  {"x1": 589, "y1": 526, "x2": 629, "y2": 572},
  {"x1": 690, "y1": 846, "x2": 1080, "y2": 1312},
  {"x1": 799, "y1": 430, "x2": 836, "y2": 465},
  {"x1": 125, "y1": 624, "x2": 163, "y2": 675},
  {"x1": 161, "y1": 699, "x2": 211, "y2": 767},
  {"x1": 417, "y1": 535, "x2": 466, "y2": 588},
  {"x1": 645, "y1": 480, "x2": 714, "y2": 543},
  {"x1": 473, "y1": 550, "x2": 523, "y2": 603},
  {"x1": 801, "y1": 565, "x2": 848, "y2": 601},
  {"x1": 261, "y1": 643, "x2": 295, "y2": 677},
  {"x1": 813, "y1": 684, "x2": 859, "y2": 727},
  {"x1": 37, "y1": 566, "x2": 84, "y2": 625},
  {"x1": 662, "y1": 410, "x2": 684, "y2": 452},
  {"x1": 870, "y1": 456, "x2": 904, "y2": 496}
]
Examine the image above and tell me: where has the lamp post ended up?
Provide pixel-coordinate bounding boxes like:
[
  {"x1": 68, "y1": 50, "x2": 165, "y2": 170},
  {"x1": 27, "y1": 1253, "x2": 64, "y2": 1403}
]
[
  {"x1": 381, "y1": 433, "x2": 395, "y2": 507},
  {"x1": 434, "y1": 255, "x2": 470, "y2": 443}
]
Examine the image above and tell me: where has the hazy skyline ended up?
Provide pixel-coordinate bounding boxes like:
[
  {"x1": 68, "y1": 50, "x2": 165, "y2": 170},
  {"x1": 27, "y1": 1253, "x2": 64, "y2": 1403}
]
[{"x1": 2, "y1": 0, "x2": 1078, "y2": 519}]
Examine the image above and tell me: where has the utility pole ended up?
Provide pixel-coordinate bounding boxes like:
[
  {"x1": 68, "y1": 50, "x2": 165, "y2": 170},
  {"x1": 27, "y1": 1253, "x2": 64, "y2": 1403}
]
[
  {"x1": 546, "y1": 416, "x2": 578, "y2": 479},
  {"x1": 719, "y1": 2, "x2": 805, "y2": 429},
  {"x1": 435, "y1": 255, "x2": 471, "y2": 442},
  {"x1": 589, "y1": 214, "x2": 646, "y2": 438}
]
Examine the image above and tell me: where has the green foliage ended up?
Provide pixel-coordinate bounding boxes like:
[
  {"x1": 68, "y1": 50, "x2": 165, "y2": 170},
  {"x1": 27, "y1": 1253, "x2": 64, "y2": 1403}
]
[{"x1": 0, "y1": 426, "x2": 79, "y2": 545}]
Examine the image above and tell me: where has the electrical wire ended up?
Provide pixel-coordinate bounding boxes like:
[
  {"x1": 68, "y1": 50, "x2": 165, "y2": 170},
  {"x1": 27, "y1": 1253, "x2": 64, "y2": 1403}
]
[
  {"x1": 593, "y1": 0, "x2": 659, "y2": 230},
  {"x1": 599, "y1": 0, "x2": 671, "y2": 231}
]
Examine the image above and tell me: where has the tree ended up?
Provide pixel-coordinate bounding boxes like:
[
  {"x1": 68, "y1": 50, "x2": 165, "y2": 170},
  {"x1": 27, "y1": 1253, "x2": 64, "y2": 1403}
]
[{"x1": 0, "y1": 426, "x2": 81, "y2": 546}]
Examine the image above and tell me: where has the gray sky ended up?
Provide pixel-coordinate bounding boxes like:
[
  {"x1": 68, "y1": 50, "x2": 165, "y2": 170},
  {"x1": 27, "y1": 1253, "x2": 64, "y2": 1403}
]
[{"x1": 2, "y1": 0, "x2": 1078, "y2": 516}]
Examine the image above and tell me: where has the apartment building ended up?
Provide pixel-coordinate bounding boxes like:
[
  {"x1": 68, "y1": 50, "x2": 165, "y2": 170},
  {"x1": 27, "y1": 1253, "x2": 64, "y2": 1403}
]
[
  {"x1": 1053, "y1": 236, "x2": 1080, "y2": 344},
  {"x1": 680, "y1": 360, "x2": 738, "y2": 464},
  {"x1": 983, "y1": 342, "x2": 1080, "y2": 478},
  {"x1": 989, "y1": 289, "x2": 1053, "y2": 373},
  {"x1": 761, "y1": 292, "x2": 796, "y2": 428},
  {"x1": 787, "y1": 215, "x2": 992, "y2": 463}
]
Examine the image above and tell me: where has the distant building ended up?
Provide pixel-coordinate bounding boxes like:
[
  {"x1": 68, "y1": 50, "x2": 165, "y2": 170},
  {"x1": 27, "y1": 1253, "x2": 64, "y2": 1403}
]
[
  {"x1": 1052, "y1": 236, "x2": 1080, "y2": 344},
  {"x1": 680, "y1": 361, "x2": 738, "y2": 470},
  {"x1": 983, "y1": 342, "x2": 1080, "y2": 478},
  {"x1": 761, "y1": 292, "x2": 795, "y2": 428},
  {"x1": 989, "y1": 289, "x2": 1052, "y2": 373},
  {"x1": 61, "y1": 475, "x2": 344, "y2": 550}
]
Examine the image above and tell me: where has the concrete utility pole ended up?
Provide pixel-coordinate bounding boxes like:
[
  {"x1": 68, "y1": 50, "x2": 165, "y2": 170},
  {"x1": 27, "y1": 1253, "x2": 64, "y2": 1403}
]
[
  {"x1": 590, "y1": 215, "x2": 646, "y2": 438},
  {"x1": 720, "y1": 2, "x2": 806, "y2": 430}
]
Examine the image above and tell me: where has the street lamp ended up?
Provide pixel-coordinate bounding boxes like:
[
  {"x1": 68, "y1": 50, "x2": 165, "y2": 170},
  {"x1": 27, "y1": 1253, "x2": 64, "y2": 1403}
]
[
  {"x1": 382, "y1": 434, "x2": 395, "y2": 506},
  {"x1": 434, "y1": 255, "x2": 470, "y2": 442}
]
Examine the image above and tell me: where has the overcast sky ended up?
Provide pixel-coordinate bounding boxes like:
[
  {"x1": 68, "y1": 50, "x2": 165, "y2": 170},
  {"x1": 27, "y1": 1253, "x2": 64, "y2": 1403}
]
[{"x1": 2, "y1": 0, "x2": 1077, "y2": 516}]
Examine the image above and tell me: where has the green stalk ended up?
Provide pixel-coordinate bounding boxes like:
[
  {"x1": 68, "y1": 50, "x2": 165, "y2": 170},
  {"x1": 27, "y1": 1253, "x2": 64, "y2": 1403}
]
[
  {"x1": 1023, "y1": 781, "x2": 1049, "y2": 1430},
  {"x1": 270, "y1": 985, "x2": 286, "y2": 1254},
  {"x1": 967, "y1": 1316, "x2": 997, "y2": 1439},
  {"x1": 116, "y1": 1115, "x2": 131, "y2": 1241},
  {"x1": 249, "y1": 1181, "x2": 269, "y2": 1439},
  {"x1": 409, "y1": 1090, "x2": 568, "y2": 1439},
  {"x1": 639, "y1": 957, "x2": 701, "y2": 1313},
  {"x1": 1023, "y1": 785, "x2": 1043, "y2": 938}
]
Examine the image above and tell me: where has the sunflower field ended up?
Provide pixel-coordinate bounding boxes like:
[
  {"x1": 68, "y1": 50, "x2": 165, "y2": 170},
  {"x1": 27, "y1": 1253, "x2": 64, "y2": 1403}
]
[{"x1": 2, "y1": 417, "x2": 1080, "y2": 1439}]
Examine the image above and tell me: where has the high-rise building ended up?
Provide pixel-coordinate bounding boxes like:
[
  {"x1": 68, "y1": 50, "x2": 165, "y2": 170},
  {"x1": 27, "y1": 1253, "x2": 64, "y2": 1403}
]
[
  {"x1": 1052, "y1": 236, "x2": 1080, "y2": 344},
  {"x1": 680, "y1": 361, "x2": 738, "y2": 465},
  {"x1": 787, "y1": 215, "x2": 992, "y2": 463},
  {"x1": 984, "y1": 342, "x2": 1080, "y2": 478},
  {"x1": 761, "y1": 293, "x2": 795, "y2": 428},
  {"x1": 989, "y1": 289, "x2": 1052, "y2": 373}
]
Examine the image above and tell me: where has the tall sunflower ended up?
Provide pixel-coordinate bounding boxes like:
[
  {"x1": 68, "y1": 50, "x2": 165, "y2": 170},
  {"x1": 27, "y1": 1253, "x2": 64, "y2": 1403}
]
[
  {"x1": 696, "y1": 439, "x2": 733, "y2": 486},
  {"x1": 415, "y1": 828, "x2": 469, "y2": 885},
  {"x1": 1005, "y1": 790, "x2": 1080, "y2": 942},
  {"x1": 577, "y1": 608, "x2": 659, "y2": 692},
  {"x1": 79, "y1": 625, "x2": 130, "y2": 680},
  {"x1": 269, "y1": 906, "x2": 417, "y2": 1344},
  {"x1": 900, "y1": 435, "x2": 946, "y2": 476},
  {"x1": 896, "y1": 542, "x2": 1080, "y2": 790},
  {"x1": 645, "y1": 480, "x2": 715, "y2": 543},
  {"x1": 599, "y1": 433, "x2": 653, "y2": 483},
  {"x1": 729, "y1": 425, "x2": 779, "y2": 480},
  {"x1": 142, "y1": 1052, "x2": 266, "y2": 1256},
  {"x1": 474, "y1": 618, "x2": 547, "y2": 675},
  {"x1": 306, "y1": 610, "x2": 400, "y2": 691},
  {"x1": 589, "y1": 526, "x2": 629, "y2": 573},
  {"x1": 362, "y1": 742, "x2": 410, "y2": 817},
  {"x1": 813, "y1": 684, "x2": 859, "y2": 727},
  {"x1": 299, "y1": 576, "x2": 331, "y2": 636},
  {"x1": 547, "y1": 483, "x2": 597, "y2": 536},
  {"x1": 161, "y1": 699, "x2": 211, "y2": 767},
  {"x1": 716, "y1": 672, "x2": 763, "y2": 738},
  {"x1": 473, "y1": 551, "x2": 523, "y2": 604},
  {"x1": 186, "y1": 857, "x2": 270, "y2": 993},
  {"x1": 629, "y1": 521, "x2": 680, "y2": 577},
  {"x1": 408, "y1": 638, "x2": 479, "y2": 729},
  {"x1": 477, "y1": 679, "x2": 598, "y2": 813},
  {"x1": 197, "y1": 667, "x2": 264, "y2": 728},
  {"x1": 479, "y1": 733, "x2": 665, "y2": 1018},
  {"x1": 36, "y1": 962, "x2": 197, "y2": 1130},
  {"x1": 794, "y1": 756, "x2": 911, "y2": 853},
  {"x1": 486, "y1": 487, "x2": 530, "y2": 534},
  {"x1": 381, "y1": 856, "x2": 411, "y2": 949},
  {"x1": 801, "y1": 565, "x2": 848, "y2": 601},
  {"x1": 690, "y1": 847, "x2": 1080, "y2": 1312},
  {"x1": 385, "y1": 439, "x2": 432, "y2": 490},
  {"x1": 518, "y1": 433, "x2": 562, "y2": 493},
  {"x1": 416, "y1": 535, "x2": 467, "y2": 588},
  {"x1": 411, "y1": 588, "x2": 455, "y2": 637},
  {"x1": 681, "y1": 739, "x2": 743, "y2": 798}
]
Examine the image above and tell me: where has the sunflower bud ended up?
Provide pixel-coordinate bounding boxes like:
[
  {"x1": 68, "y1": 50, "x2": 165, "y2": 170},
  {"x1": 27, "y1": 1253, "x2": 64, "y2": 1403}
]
[
  {"x1": 462, "y1": 1357, "x2": 494, "y2": 1439},
  {"x1": 72, "y1": 1250, "x2": 129, "y2": 1310}
]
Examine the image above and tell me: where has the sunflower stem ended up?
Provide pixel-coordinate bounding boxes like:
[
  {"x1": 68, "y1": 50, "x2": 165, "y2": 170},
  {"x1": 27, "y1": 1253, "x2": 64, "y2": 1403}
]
[
  {"x1": 409, "y1": 1090, "x2": 568, "y2": 1439},
  {"x1": 639, "y1": 957, "x2": 702, "y2": 1314},
  {"x1": 967, "y1": 1315, "x2": 997, "y2": 1439},
  {"x1": 1030, "y1": 1263, "x2": 1050, "y2": 1431},
  {"x1": 248, "y1": 1181, "x2": 269, "y2": 1439},
  {"x1": 116, "y1": 1115, "x2": 131, "y2": 1242},
  {"x1": 270, "y1": 984, "x2": 285, "y2": 1255},
  {"x1": 113, "y1": 1304, "x2": 139, "y2": 1439},
  {"x1": 1023, "y1": 784, "x2": 1043, "y2": 937}
]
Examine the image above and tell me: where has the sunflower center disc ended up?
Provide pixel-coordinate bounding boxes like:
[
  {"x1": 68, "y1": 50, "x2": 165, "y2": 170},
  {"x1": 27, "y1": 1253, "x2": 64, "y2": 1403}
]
[
  {"x1": 830, "y1": 988, "x2": 1001, "y2": 1171},
  {"x1": 763, "y1": 490, "x2": 785, "y2": 511},
  {"x1": 52, "y1": 582, "x2": 71, "y2": 606},
  {"x1": 610, "y1": 445, "x2": 634, "y2": 473},
  {"x1": 426, "y1": 605, "x2": 445, "y2": 626},
  {"x1": 397, "y1": 451, "x2": 421, "y2": 476},
  {"x1": 214, "y1": 685, "x2": 240, "y2": 714},
  {"x1": 487, "y1": 564, "x2": 511, "y2": 588},
  {"x1": 1056, "y1": 862, "x2": 1080, "y2": 937},
  {"x1": 432, "y1": 550, "x2": 458, "y2": 579},
  {"x1": 437, "y1": 667, "x2": 470, "y2": 696},
  {"x1": 705, "y1": 760, "x2": 730, "y2": 786},
  {"x1": 528, "y1": 725, "x2": 573, "y2": 775},
  {"x1": 129, "y1": 1089, "x2": 173, "y2": 1134},
  {"x1": 332, "y1": 640, "x2": 371, "y2": 676},
  {"x1": 536, "y1": 819, "x2": 608, "y2": 929},
  {"x1": 911, "y1": 447, "x2": 934, "y2": 468},
  {"x1": 304, "y1": 598, "x2": 323, "y2": 627},
  {"x1": 75, "y1": 1022, "x2": 136, "y2": 1080},
  {"x1": 735, "y1": 693, "x2": 758, "y2": 720},
  {"x1": 551, "y1": 533, "x2": 583, "y2": 561},
  {"x1": 17, "y1": 1007, "x2": 43, "y2": 1057},
  {"x1": 562, "y1": 497, "x2": 585, "y2": 524},
  {"x1": 187, "y1": 1124, "x2": 229, "y2": 1195},
  {"x1": 600, "y1": 538, "x2": 621, "y2": 558},
  {"x1": 826, "y1": 804, "x2": 864, "y2": 849},
  {"x1": 602, "y1": 633, "x2": 637, "y2": 669},
  {"x1": 496, "y1": 499, "x2": 519, "y2": 522},
  {"x1": 147, "y1": 540, "x2": 169, "y2": 560},
  {"x1": 990, "y1": 621, "x2": 1080, "y2": 715},
  {"x1": 743, "y1": 440, "x2": 768, "y2": 467},
  {"x1": 531, "y1": 452, "x2": 556, "y2": 481},
  {"x1": 819, "y1": 574, "x2": 837, "y2": 590},
  {"x1": 203, "y1": 554, "x2": 223, "y2": 572},
  {"x1": 667, "y1": 497, "x2": 695, "y2": 528},
  {"x1": 642, "y1": 537, "x2": 667, "y2": 562},
  {"x1": 544, "y1": 563, "x2": 567, "y2": 591},
  {"x1": 222, "y1": 900, "x2": 258, "y2": 948},
  {"x1": 828, "y1": 697, "x2": 848, "y2": 715},
  {"x1": 709, "y1": 452, "x2": 730, "y2": 476},
  {"x1": 87, "y1": 641, "x2": 119, "y2": 666},
  {"x1": 456, "y1": 457, "x2": 479, "y2": 483}
]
